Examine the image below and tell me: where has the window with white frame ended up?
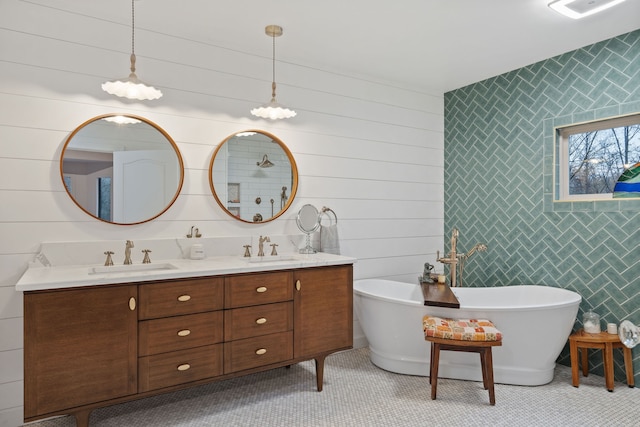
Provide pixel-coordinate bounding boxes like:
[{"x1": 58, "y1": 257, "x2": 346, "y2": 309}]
[{"x1": 557, "y1": 113, "x2": 640, "y2": 200}]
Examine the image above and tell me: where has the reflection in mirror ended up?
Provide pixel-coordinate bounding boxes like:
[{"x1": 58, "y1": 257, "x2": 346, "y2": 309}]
[
  {"x1": 209, "y1": 130, "x2": 298, "y2": 223},
  {"x1": 60, "y1": 114, "x2": 184, "y2": 225},
  {"x1": 296, "y1": 204, "x2": 320, "y2": 254}
]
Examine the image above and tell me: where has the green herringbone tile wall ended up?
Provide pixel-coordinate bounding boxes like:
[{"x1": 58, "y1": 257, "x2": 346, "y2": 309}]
[{"x1": 444, "y1": 29, "x2": 640, "y2": 384}]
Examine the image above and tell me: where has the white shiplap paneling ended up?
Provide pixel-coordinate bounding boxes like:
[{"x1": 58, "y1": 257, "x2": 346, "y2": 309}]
[{"x1": 0, "y1": 1, "x2": 444, "y2": 423}]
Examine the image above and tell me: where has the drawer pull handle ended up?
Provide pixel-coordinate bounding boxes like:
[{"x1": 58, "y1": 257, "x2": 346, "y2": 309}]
[
  {"x1": 256, "y1": 318, "x2": 267, "y2": 325},
  {"x1": 128, "y1": 297, "x2": 136, "y2": 311},
  {"x1": 256, "y1": 286, "x2": 267, "y2": 293},
  {"x1": 177, "y1": 363, "x2": 191, "y2": 371},
  {"x1": 177, "y1": 295, "x2": 191, "y2": 302},
  {"x1": 295, "y1": 280, "x2": 301, "y2": 291},
  {"x1": 177, "y1": 329, "x2": 191, "y2": 337},
  {"x1": 256, "y1": 348, "x2": 267, "y2": 355}
]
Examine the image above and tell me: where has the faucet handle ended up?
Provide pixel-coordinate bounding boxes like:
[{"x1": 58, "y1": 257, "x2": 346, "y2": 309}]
[
  {"x1": 270, "y1": 243, "x2": 279, "y2": 256},
  {"x1": 104, "y1": 251, "x2": 114, "y2": 266},
  {"x1": 243, "y1": 245, "x2": 252, "y2": 257},
  {"x1": 142, "y1": 249, "x2": 152, "y2": 264}
]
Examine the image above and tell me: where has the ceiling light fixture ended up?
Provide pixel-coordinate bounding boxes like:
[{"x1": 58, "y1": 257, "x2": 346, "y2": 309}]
[
  {"x1": 548, "y1": 0, "x2": 627, "y2": 19},
  {"x1": 102, "y1": 115, "x2": 142, "y2": 124},
  {"x1": 102, "y1": 0, "x2": 162, "y2": 100},
  {"x1": 250, "y1": 25, "x2": 296, "y2": 120}
]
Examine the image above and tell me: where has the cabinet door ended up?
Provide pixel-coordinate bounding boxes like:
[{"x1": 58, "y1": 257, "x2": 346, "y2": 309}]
[
  {"x1": 24, "y1": 285, "x2": 138, "y2": 418},
  {"x1": 293, "y1": 265, "x2": 353, "y2": 358}
]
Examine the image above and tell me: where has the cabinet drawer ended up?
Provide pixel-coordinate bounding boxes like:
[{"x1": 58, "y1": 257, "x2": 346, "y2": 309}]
[
  {"x1": 224, "y1": 302, "x2": 293, "y2": 341},
  {"x1": 139, "y1": 277, "x2": 224, "y2": 319},
  {"x1": 138, "y1": 344, "x2": 223, "y2": 392},
  {"x1": 224, "y1": 331, "x2": 293, "y2": 374},
  {"x1": 139, "y1": 311, "x2": 223, "y2": 356},
  {"x1": 225, "y1": 271, "x2": 293, "y2": 308}
]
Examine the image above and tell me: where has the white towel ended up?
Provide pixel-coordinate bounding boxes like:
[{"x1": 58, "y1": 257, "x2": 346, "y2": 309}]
[{"x1": 320, "y1": 224, "x2": 340, "y2": 255}]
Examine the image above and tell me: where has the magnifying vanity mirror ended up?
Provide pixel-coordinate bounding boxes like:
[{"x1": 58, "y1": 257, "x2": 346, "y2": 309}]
[
  {"x1": 209, "y1": 130, "x2": 298, "y2": 223},
  {"x1": 296, "y1": 204, "x2": 320, "y2": 254},
  {"x1": 60, "y1": 114, "x2": 184, "y2": 225}
]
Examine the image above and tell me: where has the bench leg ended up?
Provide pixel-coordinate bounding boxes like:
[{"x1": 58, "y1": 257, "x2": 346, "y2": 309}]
[
  {"x1": 480, "y1": 349, "x2": 489, "y2": 390},
  {"x1": 623, "y1": 346, "x2": 635, "y2": 387},
  {"x1": 570, "y1": 339, "x2": 580, "y2": 387},
  {"x1": 484, "y1": 348, "x2": 496, "y2": 406},
  {"x1": 430, "y1": 343, "x2": 440, "y2": 400},
  {"x1": 429, "y1": 343, "x2": 434, "y2": 385},
  {"x1": 604, "y1": 342, "x2": 615, "y2": 392},
  {"x1": 580, "y1": 347, "x2": 589, "y2": 377}
]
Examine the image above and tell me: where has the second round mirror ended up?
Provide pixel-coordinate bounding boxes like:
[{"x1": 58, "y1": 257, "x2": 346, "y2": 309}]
[{"x1": 209, "y1": 130, "x2": 298, "y2": 223}]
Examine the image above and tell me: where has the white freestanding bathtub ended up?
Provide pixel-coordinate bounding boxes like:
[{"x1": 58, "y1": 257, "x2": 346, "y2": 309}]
[{"x1": 353, "y1": 279, "x2": 581, "y2": 386}]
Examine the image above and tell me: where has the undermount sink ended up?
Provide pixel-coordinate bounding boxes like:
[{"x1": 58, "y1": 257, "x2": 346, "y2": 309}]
[
  {"x1": 247, "y1": 255, "x2": 295, "y2": 263},
  {"x1": 88, "y1": 263, "x2": 178, "y2": 275}
]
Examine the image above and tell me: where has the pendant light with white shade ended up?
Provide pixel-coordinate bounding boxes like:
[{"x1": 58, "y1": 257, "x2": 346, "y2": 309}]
[
  {"x1": 102, "y1": 0, "x2": 162, "y2": 101},
  {"x1": 250, "y1": 25, "x2": 296, "y2": 120}
]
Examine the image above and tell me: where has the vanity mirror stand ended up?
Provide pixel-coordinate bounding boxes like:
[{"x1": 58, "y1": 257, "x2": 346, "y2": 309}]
[{"x1": 296, "y1": 204, "x2": 321, "y2": 254}]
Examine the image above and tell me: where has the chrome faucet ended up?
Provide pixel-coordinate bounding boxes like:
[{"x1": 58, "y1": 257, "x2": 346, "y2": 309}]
[
  {"x1": 437, "y1": 228, "x2": 487, "y2": 287},
  {"x1": 257, "y1": 236, "x2": 270, "y2": 257},
  {"x1": 124, "y1": 240, "x2": 134, "y2": 265}
]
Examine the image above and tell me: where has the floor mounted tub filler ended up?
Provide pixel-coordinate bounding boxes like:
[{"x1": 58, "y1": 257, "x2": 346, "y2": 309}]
[{"x1": 353, "y1": 279, "x2": 581, "y2": 386}]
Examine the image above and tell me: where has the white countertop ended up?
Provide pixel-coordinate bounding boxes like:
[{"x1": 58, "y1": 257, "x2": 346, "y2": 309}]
[{"x1": 16, "y1": 252, "x2": 356, "y2": 292}]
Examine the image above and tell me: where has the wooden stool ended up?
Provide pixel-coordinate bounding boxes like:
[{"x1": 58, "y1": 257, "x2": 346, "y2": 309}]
[
  {"x1": 423, "y1": 316, "x2": 503, "y2": 405},
  {"x1": 568, "y1": 328, "x2": 635, "y2": 391}
]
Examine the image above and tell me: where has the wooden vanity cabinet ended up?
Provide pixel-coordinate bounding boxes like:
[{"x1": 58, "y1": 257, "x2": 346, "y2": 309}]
[
  {"x1": 23, "y1": 264, "x2": 353, "y2": 427},
  {"x1": 294, "y1": 265, "x2": 353, "y2": 357},
  {"x1": 294, "y1": 265, "x2": 353, "y2": 391},
  {"x1": 137, "y1": 277, "x2": 224, "y2": 393},
  {"x1": 223, "y1": 271, "x2": 294, "y2": 373},
  {"x1": 24, "y1": 285, "x2": 138, "y2": 421}
]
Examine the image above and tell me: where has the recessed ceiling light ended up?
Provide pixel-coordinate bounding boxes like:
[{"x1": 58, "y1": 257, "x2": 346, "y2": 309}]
[{"x1": 548, "y1": 0, "x2": 627, "y2": 19}]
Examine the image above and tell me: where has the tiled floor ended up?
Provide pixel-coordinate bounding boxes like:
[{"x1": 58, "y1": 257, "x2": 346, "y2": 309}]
[{"x1": 27, "y1": 347, "x2": 639, "y2": 426}]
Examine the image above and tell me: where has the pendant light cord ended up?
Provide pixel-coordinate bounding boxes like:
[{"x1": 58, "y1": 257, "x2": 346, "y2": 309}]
[
  {"x1": 271, "y1": 33, "x2": 277, "y2": 100},
  {"x1": 129, "y1": 0, "x2": 137, "y2": 74}
]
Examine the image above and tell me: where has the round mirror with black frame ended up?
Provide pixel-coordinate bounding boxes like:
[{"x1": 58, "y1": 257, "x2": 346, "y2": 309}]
[
  {"x1": 60, "y1": 114, "x2": 184, "y2": 225},
  {"x1": 209, "y1": 130, "x2": 298, "y2": 223}
]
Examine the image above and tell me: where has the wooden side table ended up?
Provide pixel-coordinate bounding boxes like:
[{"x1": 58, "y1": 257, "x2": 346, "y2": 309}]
[{"x1": 568, "y1": 328, "x2": 635, "y2": 391}]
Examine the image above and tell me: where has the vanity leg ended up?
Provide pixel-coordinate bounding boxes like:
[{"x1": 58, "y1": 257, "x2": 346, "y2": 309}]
[
  {"x1": 74, "y1": 409, "x2": 92, "y2": 427},
  {"x1": 315, "y1": 355, "x2": 326, "y2": 391}
]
